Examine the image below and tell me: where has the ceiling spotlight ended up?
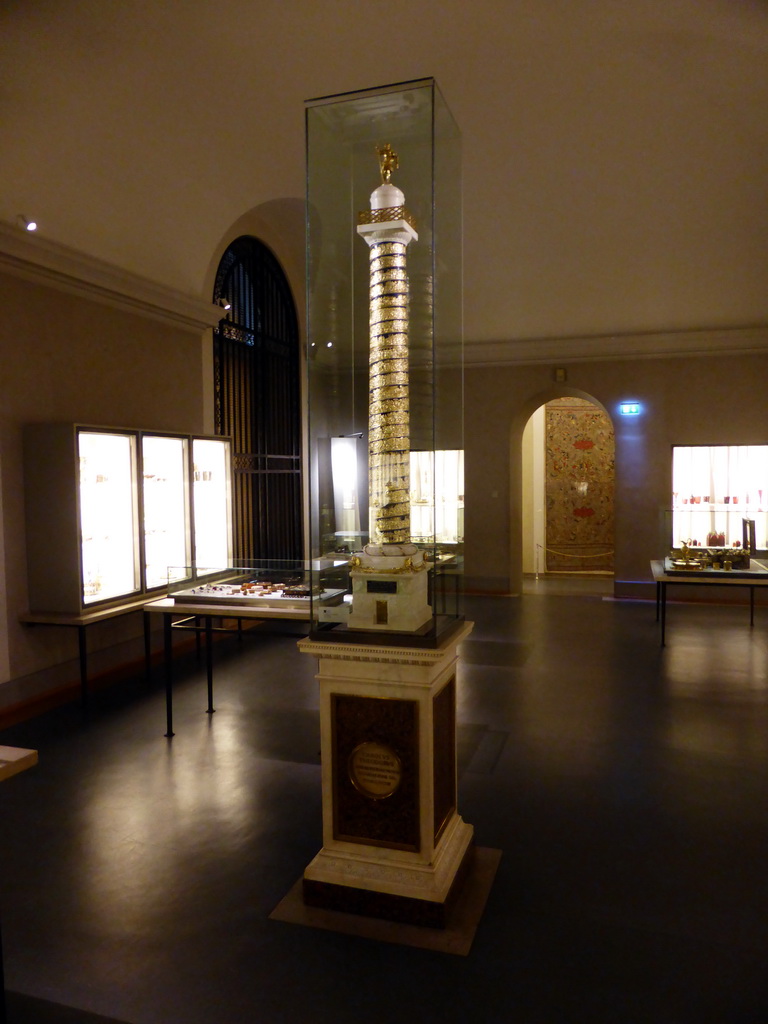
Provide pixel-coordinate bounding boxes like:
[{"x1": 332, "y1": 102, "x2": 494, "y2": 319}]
[
  {"x1": 17, "y1": 215, "x2": 37, "y2": 232},
  {"x1": 217, "y1": 297, "x2": 231, "y2": 310}
]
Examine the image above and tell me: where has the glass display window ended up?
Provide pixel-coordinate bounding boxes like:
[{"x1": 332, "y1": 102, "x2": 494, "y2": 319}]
[
  {"x1": 142, "y1": 434, "x2": 190, "y2": 590},
  {"x1": 330, "y1": 436, "x2": 362, "y2": 536},
  {"x1": 23, "y1": 424, "x2": 234, "y2": 615},
  {"x1": 78, "y1": 430, "x2": 140, "y2": 604},
  {"x1": 409, "y1": 449, "x2": 464, "y2": 546},
  {"x1": 671, "y1": 444, "x2": 768, "y2": 551},
  {"x1": 192, "y1": 438, "x2": 232, "y2": 569}
]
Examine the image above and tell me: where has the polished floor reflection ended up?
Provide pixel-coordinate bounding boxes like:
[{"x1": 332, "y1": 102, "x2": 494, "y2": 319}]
[{"x1": 2, "y1": 583, "x2": 768, "y2": 1024}]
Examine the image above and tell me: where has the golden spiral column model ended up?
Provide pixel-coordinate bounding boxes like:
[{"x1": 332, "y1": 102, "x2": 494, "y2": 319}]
[{"x1": 357, "y1": 145, "x2": 418, "y2": 544}]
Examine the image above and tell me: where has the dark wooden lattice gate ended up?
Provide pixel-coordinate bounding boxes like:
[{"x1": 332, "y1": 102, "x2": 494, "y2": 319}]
[{"x1": 213, "y1": 236, "x2": 302, "y2": 562}]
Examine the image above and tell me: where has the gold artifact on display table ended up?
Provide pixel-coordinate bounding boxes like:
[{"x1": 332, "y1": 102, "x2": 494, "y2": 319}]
[
  {"x1": 168, "y1": 565, "x2": 345, "y2": 610},
  {"x1": 666, "y1": 507, "x2": 764, "y2": 575}
]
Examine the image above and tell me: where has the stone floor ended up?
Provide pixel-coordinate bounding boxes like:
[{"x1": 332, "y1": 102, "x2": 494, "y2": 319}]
[{"x1": 1, "y1": 581, "x2": 767, "y2": 1023}]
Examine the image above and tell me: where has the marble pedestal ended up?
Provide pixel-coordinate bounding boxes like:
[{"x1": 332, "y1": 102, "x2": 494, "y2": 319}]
[{"x1": 298, "y1": 621, "x2": 473, "y2": 927}]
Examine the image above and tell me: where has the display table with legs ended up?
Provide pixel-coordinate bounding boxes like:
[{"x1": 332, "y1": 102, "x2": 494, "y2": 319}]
[
  {"x1": 20, "y1": 598, "x2": 153, "y2": 709},
  {"x1": 651, "y1": 558, "x2": 768, "y2": 646},
  {"x1": 143, "y1": 598, "x2": 314, "y2": 737}
]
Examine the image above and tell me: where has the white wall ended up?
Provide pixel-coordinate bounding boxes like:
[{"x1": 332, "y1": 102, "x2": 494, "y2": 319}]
[{"x1": 521, "y1": 405, "x2": 546, "y2": 576}]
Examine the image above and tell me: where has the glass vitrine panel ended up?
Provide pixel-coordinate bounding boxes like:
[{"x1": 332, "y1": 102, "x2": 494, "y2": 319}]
[
  {"x1": 305, "y1": 79, "x2": 464, "y2": 646},
  {"x1": 166, "y1": 559, "x2": 347, "y2": 613},
  {"x1": 78, "y1": 430, "x2": 140, "y2": 604},
  {"x1": 671, "y1": 445, "x2": 768, "y2": 551},
  {"x1": 410, "y1": 450, "x2": 464, "y2": 546},
  {"x1": 142, "y1": 434, "x2": 190, "y2": 590},
  {"x1": 23, "y1": 425, "x2": 233, "y2": 614},
  {"x1": 192, "y1": 438, "x2": 232, "y2": 567}
]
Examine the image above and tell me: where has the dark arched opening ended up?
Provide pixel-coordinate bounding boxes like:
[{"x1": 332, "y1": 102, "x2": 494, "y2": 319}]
[{"x1": 213, "y1": 236, "x2": 302, "y2": 561}]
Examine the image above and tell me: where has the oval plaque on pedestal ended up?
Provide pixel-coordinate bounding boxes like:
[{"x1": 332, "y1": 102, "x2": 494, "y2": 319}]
[{"x1": 349, "y1": 741, "x2": 402, "y2": 799}]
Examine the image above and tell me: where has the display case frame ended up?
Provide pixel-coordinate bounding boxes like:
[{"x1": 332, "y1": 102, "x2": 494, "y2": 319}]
[
  {"x1": 23, "y1": 424, "x2": 233, "y2": 615},
  {"x1": 190, "y1": 435, "x2": 233, "y2": 573},
  {"x1": 305, "y1": 79, "x2": 464, "y2": 646},
  {"x1": 141, "y1": 431, "x2": 191, "y2": 593},
  {"x1": 667, "y1": 443, "x2": 768, "y2": 567}
]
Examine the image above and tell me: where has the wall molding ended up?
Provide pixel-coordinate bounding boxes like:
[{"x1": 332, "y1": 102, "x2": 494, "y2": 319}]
[
  {"x1": 4, "y1": 221, "x2": 767, "y2": 361},
  {"x1": 463, "y1": 324, "x2": 768, "y2": 367},
  {"x1": 0, "y1": 221, "x2": 222, "y2": 333}
]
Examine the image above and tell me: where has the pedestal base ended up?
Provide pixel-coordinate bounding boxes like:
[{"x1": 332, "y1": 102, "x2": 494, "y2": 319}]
[
  {"x1": 303, "y1": 846, "x2": 473, "y2": 928},
  {"x1": 271, "y1": 847, "x2": 501, "y2": 956},
  {"x1": 303, "y1": 815, "x2": 474, "y2": 928}
]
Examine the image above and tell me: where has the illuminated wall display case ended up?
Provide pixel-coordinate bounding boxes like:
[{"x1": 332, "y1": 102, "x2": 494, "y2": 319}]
[
  {"x1": 191, "y1": 437, "x2": 232, "y2": 570},
  {"x1": 666, "y1": 444, "x2": 768, "y2": 569},
  {"x1": 409, "y1": 449, "x2": 464, "y2": 546},
  {"x1": 321, "y1": 443, "x2": 465, "y2": 554},
  {"x1": 142, "y1": 433, "x2": 189, "y2": 591},
  {"x1": 305, "y1": 78, "x2": 464, "y2": 645},
  {"x1": 23, "y1": 424, "x2": 232, "y2": 614}
]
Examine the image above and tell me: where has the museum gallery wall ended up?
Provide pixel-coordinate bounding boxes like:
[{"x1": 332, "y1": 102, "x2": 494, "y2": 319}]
[
  {"x1": 463, "y1": 351, "x2": 768, "y2": 598},
  {"x1": 3, "y1": 264, "x2": 768, "y2": 699}
]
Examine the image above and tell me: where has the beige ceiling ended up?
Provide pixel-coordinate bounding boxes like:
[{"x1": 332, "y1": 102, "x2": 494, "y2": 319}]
[{"x1": 2, "y1": 0, "x2": 767, "y2": 359}]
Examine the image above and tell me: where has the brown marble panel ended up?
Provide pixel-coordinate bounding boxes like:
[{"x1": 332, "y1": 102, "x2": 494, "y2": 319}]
[{"x1": 332, "y1": 693, "x2": 420, "y2": 851}]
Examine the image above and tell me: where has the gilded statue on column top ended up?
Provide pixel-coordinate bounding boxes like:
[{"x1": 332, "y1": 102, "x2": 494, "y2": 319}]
[{"x1": 376, "y1": 143, "x2": 399, "y2": 183}]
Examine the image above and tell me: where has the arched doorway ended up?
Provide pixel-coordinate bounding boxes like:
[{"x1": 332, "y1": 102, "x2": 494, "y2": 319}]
[{"x1": 522, "y1": 395, "x2": 615, "y2": 576}]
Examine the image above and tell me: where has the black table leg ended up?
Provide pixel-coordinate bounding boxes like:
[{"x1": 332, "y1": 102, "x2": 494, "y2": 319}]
[
  {"x1": 78, "y1": 625, "x2": 88, "y2": 709},
  {"x1": 143, "y1": 611, "x2": 152, "y2": 681},
  {"x1": 164, "y1": 613, "x2": 174, "y2": 738},
  {"x1": 656, "y1": 581, "x2": 660, "y2": 622},
  {"x1": 660, "y1": 581, "x2": 667, "y2": 647},
  {"x1": 205, "y1": 616, "x2": 215, "y2": 715},
  {"x1": 1, "y1": 904, "x2": 6, "y2": 1024}
]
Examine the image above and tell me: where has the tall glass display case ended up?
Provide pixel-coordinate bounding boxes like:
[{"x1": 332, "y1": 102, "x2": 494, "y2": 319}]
[
  {"x1": 23, "y1": 424, "x2": 232, "y2": 614},
  {"x1": 305, "y1": 79, "x2": 464, "y2": 645}
]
